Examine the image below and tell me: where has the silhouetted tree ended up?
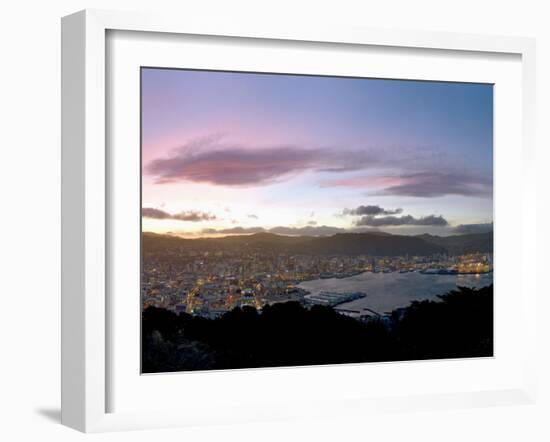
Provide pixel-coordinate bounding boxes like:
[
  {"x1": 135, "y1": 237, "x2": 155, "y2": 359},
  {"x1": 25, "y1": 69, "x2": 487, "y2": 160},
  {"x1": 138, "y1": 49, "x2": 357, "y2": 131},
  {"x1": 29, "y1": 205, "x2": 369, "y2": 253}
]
[{"x1": 141, "y1": 285, "x2": 493, "y2": 372}]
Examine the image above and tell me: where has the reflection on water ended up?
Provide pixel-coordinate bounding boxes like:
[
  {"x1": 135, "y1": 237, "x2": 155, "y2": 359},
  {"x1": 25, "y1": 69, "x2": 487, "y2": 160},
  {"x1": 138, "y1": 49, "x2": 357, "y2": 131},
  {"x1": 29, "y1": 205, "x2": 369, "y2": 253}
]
[{"x1": 298, "y1": 271, "x2": 493, "y2": 314}]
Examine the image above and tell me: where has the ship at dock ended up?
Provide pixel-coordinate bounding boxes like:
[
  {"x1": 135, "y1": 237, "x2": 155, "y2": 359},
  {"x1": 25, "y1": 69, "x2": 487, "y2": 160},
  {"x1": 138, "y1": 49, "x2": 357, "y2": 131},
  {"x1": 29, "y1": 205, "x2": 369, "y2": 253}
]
[
  {"x1": 304, "y1": 290, "x2": 367, "y2": 307},
  {"x1": 420, "y1": 268, "x2": 458, "y2": 275}
]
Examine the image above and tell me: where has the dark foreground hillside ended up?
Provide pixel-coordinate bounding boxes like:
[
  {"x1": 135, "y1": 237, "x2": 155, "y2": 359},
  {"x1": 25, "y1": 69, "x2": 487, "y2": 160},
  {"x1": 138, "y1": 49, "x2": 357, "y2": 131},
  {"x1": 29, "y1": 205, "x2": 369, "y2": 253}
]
[{"x1": 142, "y1": 285, "x2": 493, "y2": 373}]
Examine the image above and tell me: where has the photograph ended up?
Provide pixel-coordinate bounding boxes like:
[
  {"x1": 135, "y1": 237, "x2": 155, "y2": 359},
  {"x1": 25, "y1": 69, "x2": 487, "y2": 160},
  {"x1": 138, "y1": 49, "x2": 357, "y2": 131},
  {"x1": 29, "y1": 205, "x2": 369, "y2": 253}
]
[{"x1": 140, "y1": 67, "x2": 494, "y2": 373}]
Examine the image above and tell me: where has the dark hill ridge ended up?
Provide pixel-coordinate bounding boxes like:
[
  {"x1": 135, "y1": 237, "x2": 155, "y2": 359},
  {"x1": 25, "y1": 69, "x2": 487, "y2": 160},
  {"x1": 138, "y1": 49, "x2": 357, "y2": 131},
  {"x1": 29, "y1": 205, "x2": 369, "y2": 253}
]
[
  {"x1": 293, "y1": 233, "x2": 445, "y2": 256},
  {"x1": 143, "y1": 230, "x2": 493, "y2": 256},
  {"x1": 142, "y1": 231, "x2": 311, "y2": 254},
  {"x1": 416, "y1": 232, "x2": 493, "y2": 255}
]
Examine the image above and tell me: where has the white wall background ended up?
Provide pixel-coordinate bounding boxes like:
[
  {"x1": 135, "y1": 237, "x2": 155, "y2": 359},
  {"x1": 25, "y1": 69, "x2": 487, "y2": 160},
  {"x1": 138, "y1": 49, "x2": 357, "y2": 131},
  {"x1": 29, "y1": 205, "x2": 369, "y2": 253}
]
[{"x1": 0, "y1": 1, "x2": 548, "y2": 441}]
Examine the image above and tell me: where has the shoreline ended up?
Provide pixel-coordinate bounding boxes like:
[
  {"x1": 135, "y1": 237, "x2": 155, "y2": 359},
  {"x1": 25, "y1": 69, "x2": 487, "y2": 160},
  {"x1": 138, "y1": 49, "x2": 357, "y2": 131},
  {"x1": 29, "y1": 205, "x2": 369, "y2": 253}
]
[
  {"x1": 298, "y1": 270, "x2": 494, "y2": 313},
  {"x1": 297, "y1": 268, "x2": 493, "y2": 285}
]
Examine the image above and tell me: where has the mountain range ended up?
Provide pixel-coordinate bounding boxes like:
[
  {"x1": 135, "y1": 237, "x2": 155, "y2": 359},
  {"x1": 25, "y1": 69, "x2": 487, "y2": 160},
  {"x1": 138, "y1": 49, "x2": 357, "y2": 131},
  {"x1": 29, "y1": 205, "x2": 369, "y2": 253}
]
[{"x1": 142, "y1": 230, "x2": 493, "y2": 257}]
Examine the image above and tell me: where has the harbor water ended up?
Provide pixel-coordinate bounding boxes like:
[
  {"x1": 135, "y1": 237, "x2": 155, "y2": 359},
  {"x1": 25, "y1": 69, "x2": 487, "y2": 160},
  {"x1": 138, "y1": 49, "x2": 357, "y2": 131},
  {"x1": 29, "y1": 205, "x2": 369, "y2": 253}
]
[{"x1": 298, "y1": 271, "x2": 493, "y2": 314}]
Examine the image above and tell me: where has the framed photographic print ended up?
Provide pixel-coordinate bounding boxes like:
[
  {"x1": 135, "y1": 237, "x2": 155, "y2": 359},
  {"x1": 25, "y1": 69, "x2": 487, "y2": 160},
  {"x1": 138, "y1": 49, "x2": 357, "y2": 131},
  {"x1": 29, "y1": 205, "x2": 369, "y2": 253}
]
[
  {"x1": 61, "y1": 9, "x2": 537, "y2": 432},
  {"x1": 140, "y1": 67, "x2": 495, "y2": 373}
]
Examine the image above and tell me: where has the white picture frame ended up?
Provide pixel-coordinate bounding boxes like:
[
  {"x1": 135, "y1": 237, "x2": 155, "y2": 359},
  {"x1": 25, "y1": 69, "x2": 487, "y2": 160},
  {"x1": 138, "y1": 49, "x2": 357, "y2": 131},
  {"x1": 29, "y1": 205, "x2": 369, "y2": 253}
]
[{"x1": 61, "y1": 9, "x2": 537, "y2": 433}]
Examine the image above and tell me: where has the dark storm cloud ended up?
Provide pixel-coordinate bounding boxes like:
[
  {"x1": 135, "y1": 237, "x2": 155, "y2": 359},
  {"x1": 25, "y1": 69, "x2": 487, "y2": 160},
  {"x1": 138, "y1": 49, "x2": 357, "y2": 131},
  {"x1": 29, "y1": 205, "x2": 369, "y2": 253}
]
[
  {"x1": 142, "y1": 208, "x2": 172, "y2": 219},
  {"x1": 202, "y1": 226, "x2": 266, "y2": 235},
  {"x1": 453, "y1": 222, "x2": 493, "y2": 234},
  {"x1": 343, "y1": 205, "x2": 403, "y2": 216},
  {"x1": 269, "y1": 225, "x2": 347, "y2": 236},
  {"x1": 200, "y1": 225, "x2": 375, "y2": 237},
  {"x1": 142, "y1": 207, "x2": 217, "y2": 222},
  {"x1": 356, "y1": 214, "x2": 448, "y2": 227}
]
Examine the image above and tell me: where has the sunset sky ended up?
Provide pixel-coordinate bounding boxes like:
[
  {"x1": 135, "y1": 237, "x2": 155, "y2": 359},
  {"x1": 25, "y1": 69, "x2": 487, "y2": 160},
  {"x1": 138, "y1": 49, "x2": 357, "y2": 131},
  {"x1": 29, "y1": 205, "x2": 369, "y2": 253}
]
[{"x1": 141, "y1": 68, "x2": 493, "y2": 238}]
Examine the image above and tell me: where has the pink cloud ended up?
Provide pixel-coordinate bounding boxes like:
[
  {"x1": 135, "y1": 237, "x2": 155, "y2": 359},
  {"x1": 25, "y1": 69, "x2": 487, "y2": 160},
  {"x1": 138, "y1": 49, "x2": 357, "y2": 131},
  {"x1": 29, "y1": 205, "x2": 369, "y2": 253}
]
[
  {"x1": 321, "y1": 176, "x2": 408, "y2": 188},
  {"x1": 147, "y1": 146, "x2": 323, "y2": 186},
  {"x1": 321, "y1": 172, "x2": 492, "y2": 198},
  {"x1": 142, "y1": 208, "x2": 217, "y2": 222}
]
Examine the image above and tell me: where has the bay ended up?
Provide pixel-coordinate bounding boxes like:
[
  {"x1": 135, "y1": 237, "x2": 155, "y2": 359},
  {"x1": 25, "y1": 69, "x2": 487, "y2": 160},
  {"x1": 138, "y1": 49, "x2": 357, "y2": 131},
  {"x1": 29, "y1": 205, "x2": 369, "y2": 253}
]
[{"x1": 298, "y1": 271, "x2": 493, "y2": 314}]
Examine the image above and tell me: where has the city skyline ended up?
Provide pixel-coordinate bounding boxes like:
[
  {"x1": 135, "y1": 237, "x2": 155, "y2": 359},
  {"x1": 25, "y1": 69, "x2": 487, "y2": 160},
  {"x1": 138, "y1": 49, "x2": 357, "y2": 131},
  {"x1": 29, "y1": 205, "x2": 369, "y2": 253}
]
[{"x1": 141, "y1": 68, "x2": 493, "y2": 238}]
